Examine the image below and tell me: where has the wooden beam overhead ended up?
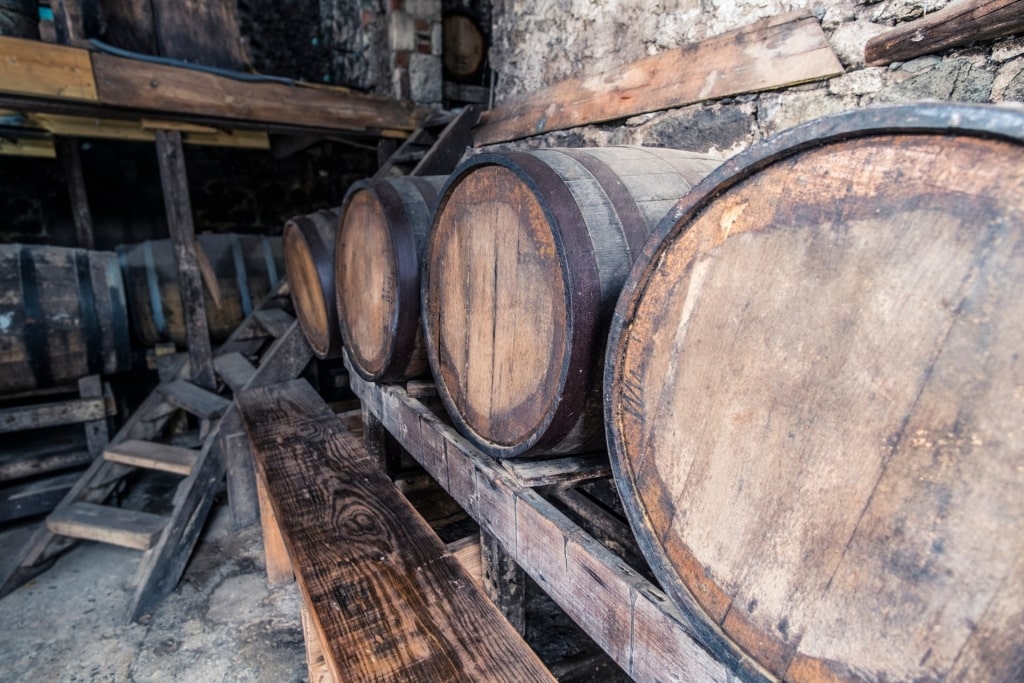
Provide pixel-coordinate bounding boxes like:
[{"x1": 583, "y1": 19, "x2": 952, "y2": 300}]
[
  {"x1": 474, "y1": 11, "x2": 843, "y2": 146},
  {"x1": 0, "y1": 36, "x2": 418, "y2": 135}
]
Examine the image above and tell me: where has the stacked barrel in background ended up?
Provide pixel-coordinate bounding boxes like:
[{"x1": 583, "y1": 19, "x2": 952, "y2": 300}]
[{"x1": 279, "y1": 104, "x2": 1024, "y2": 682}]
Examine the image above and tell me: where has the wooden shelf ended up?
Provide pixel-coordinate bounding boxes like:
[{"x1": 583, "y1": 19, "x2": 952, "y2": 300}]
[{"x1": 347, "y1": 361, "x2": 770, "y2": 682}]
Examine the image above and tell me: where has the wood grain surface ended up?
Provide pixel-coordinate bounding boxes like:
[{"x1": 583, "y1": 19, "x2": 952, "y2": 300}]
[
  {"x1": 474, "y1": 12, "x2": 841, "y2": 145},
  {"x1": 606, "y1": 104, "x2": 1024, "y2": 682},
  {"x1": 238, "y1": 379, "x2": 555, "y2": 682},
  {"x1": 424, "y1": 147, "x2": 721, "y2": 457}
]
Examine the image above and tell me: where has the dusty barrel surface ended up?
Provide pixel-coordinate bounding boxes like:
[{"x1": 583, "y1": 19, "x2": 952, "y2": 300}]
[
  {"x1": 0, "y1": 0, "x2": 40, "y2": 39},
  {"x1": 423, "y1": 146, "x2": 721, "y2": 458},
  {"x1": 118, "y1": 233, "x2": 282, "y2": 347},
  {"x1": 284, "y1": 208, "x2": 342, "y2": 359},
  {"x1": 605, "y1": 104, "x2": 1024, "y2": 682},
  {"x1": 334, "y1": 176, "x2": 444, "y2": 382},
  {"x1": 0, "y1": 244, "x2": 131, "y2": 394}
]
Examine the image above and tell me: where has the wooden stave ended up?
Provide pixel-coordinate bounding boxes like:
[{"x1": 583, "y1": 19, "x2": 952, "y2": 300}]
[
  {"x1": 117, "y1": 233, "x2": 283, "y2": 347},
  {"x1": 284, "y1": 208, "x2": 342, "y2": 359},
  {"x1": 0, "y1": 244, "x2": 132, "y2": 395},
  {"x1": 422, "y1": 147, "x2": 722, "y2": 459},
  {"x1": 603, "y1": 103, "x2": 1024, "y2": 682},
  {"x1": 334, "y1": 176, "x2": 444, "y2": 383}
]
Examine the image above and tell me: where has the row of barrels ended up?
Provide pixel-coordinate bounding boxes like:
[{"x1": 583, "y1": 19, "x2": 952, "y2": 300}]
[
  {"x1": 0, "y1": 234, "x2": 282, "y2": 395},
  {"x1": 286, "y1": 104, "x2": 1024, "y2": 683}
]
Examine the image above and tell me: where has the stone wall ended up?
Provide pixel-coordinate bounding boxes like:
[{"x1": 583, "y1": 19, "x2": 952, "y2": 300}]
[{"x1": 486, "y1": 0, "x2": 1024, "y2": 157}]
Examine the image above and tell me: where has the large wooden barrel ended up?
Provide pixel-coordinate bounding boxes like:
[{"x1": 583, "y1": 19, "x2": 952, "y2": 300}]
[
  {"x1": 117, "y1": 233, "x2": 283, "y2": 347},
  {"x1": 0, "y1": 244, "x2": 132, "y2": 395},
  {"x1": 605, "y1": 104, "x2": 1024, "y2": 682},
  {"x1": 334, "y1": 176, "x2": 445, "y2": 382},
  {"x1": 423, "y1": 146, "x2": 721, "y2": 458},
  {"x1": 284, "y1": 208, "x2": 342, "y2": 359},
  {"x1": 443, "y1": 13, "x2": 487, "y2": 83},
  {"x1": 0, "y1": 0, "x2": 39, "y2": 39}
]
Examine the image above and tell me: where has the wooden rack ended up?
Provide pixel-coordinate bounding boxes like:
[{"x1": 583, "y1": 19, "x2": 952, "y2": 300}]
[{"x1": 347, "y1": 361, "x2": 769, "y2": 682}]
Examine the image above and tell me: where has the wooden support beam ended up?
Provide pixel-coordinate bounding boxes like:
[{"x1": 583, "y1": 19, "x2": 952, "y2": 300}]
[
  {"x1": 0, "y1": 37, "x2": 97, "y2": 101},
  {"x1": 0, "y1": 137, "x2": 56, "y2": 158},
  {"x1": 155, "y1": 130, "x2": 215, "y2": 390},
  {"x1": 481, "y1": 531, "x2": 526, "y2": 635},
  {"x1": 473, "y1": 11, "x2": 843, "y2": 145},
  {"x1": 348, "y1": 368, "x2": 765, "y2": 682},
  {"x1": 865, "y1": 0, "x2": 1024, "y2": 65},
  {"x1": 56, "y1": 140, "x2": 95, "y2": 249}
]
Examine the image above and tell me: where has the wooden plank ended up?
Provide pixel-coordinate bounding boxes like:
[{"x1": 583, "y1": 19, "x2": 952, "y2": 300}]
[
  {"x1": 301, "y1": 601, "x2": 335, "y2": 683},
  {"x1": 221, "y1": 424, "x2": 259, "y2": 530},
  {"x1": 448, "y1": 535, "x2": 482, "y2": 586},
  {"x1": 77, "y1": 376, "x2": 109, "y2": 456},
  {"x1": 0, "y1": 471, "x2": 82, "y2": 523},
  {"x1": 103, "y1": 439, "x2": 198, "y2": 476},
  {"x1": 503, "y1": 454, "x2": 612, "y2": 489},
  {"x1": 0, "y1": 448, "x2": 93, "y2": 482},
  {"x1": 481, "y1": 531, "x2": 526, "y2": 635},
  {"x1": 256, "y1": 467, "x2": 293, "y2": 584},
  {"x1": 46, "y1": 501, "x2": 167, "y2": 550},
  {"x1": 347, "y1": 369, "x2": 758, "y2": 682},
  {"x1": 0, "y1": 397, "x2": 108, "y2": 433},
  {"x1": 157, "y1": 380, "x2": 230, "y2": 419},
  {"x1": 474, "y1": 11, "x2": 842, "y2": 145},
  {"x1": 0, "y1": 37, "x2": 98, "y2": 101},
  {"x1": 237, "y1": 380, "x2": 556, "y2": 683},
  {"x1": 214, "y1": 352, "x2": 257, "y2": 392},
  {"x1": 14, "y1": 111, "x2": 271, "y2": 148},
  {"x1": 155, "y1": 129, "x2": 216, "y2": 389},
  {"x1": 91, "y1": 51, "x2": 418, "y2": 134},
  {"x1": 0, "y1": 137, "x2": 56, "y2": 158},
  {"x1": 252, "y1": 307, "x2": 296, "y2": 339},
  {"x1": 56, "y1": 139, "x2": 95, "y2": 249},
  {"x1": 866, "y1": 0, "x2": 1024, "y2": 66}
]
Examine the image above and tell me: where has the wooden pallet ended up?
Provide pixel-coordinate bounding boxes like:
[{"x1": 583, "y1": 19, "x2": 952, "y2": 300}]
[
  {"x1": 0, "y1": 281, "x2": 313, "y2": 621},
  {"x1": 347, "y1": 361, "x2": 770, "y2": 683}
]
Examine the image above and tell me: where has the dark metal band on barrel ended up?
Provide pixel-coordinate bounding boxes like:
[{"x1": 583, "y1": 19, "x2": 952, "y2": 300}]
[
  {"x1": 18, "y1": 246, "x2": 54, "y2": 388},
  {"x1": 74, "y1": 249, "x2": 104, "y2": 376}
]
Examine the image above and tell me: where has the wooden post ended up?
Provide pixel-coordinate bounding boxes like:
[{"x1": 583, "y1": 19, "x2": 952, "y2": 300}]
[
  {"x1": 481, "y1": 531, "x2": 526, "y2": 635},
  {"x1": 220, "y1": 411, "x2": 260, "y2": 530},
  {"x1": 77, "y1": 375, "x2": 109, "y2": 456},
  {"x1": 154, "y1": 129, "x2": 215, "y2": 390},
  {"x1": 55, "y1": 139, "x2": 95, "y2": 249},
  {"x1": 360, "y1": 404, "x2": 401, "y2": 477}
]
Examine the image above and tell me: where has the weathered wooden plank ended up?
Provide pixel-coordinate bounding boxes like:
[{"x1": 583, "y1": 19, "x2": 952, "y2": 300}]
[
  {"x1": 503, "y1": 454, "x2": 611, "y2": 489},
  {"x1": 47, "y1": 501, "x2": 167, "y2": 550},
  {"x1": 0, "y1": 447, "x2": 92, "y2": 482},
  {"x1": 150, "y1": 0, "x2": 248, "y2": 70},
  {"x1": 157, "y1": 380, "x2": 230, "y2": 419},
  {"x1": 253, "y1": 307, "x2": 296, "y2": 339},
  {"x1": 237, "y1": 380, "x2": 556, "y2": 683},
  {"x1": 256, "y1": 468, "x2": 293, "y2": 584},
  {"x1": 103, "y1": 439, "x2": 198, "y2": 476},
  {"x1": 448, "y1": 535, "x2": 482, "y2": 586},
  {"x1": 56, "y1": 139, "x2": 95, "y2": 249},
  {"x1": 219, "y1": 409, "x2": 259, "y2": 530},
  {"x1": 481, "y1": 531, "x2": 526, "y2": 634},
  {"x1": 77, "y1": 376, "x2": 111, "y2": 457},
  {"x1": 865, "y1": 0, "x2": 1024, "y2": 66},
  {"x1": 347, "y1": 369, "x2": 754, "y2": 682},
  {"x1": 0, "y1": 471, "x2": 82, "y2": 523},
  {"x1": 0, "y1": 137, "x2": 56, "y2": 158},
  {"x1": 473, "y1": 11, "x2": 841, "y2": 145},
  {"x1": 214, "y1": 351, "x2": 257, "y2": 392},
  {"x1": 0, "y1": 37, "x2": 97, "y2": 101},
  {"x1": 92, "y1": 52, "x2": 418, "y2": 134},
  {"x1": 0, "y1": 398, "x2": 108, "y2": 433}
]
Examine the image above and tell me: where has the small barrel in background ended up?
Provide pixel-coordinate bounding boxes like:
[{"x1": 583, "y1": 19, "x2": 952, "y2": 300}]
[
  {"x1": 0, "y1": 0, "x2": 40, "y2": 39},
  {"x1": 605, "y1": 104, "x2": 1024, "y2": 682},
  {"x1": 0, "y1": 244, "x2": 132, "y2": 395},
  {"x1": 334, "y1": 176, "x2": 445, "y2": 383},
  {"x1": 422, "y1": 146, "x2": 721, "y2": 458},
  {"x1": 117, "y1": 233, "x2": 283, "y2": 347},
  {"x1": 283, "y1": 208, "x2": 342, "y2": 359}
]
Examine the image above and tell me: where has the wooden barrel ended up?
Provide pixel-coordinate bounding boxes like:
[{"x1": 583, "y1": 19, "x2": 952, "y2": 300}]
[
  {"x1": 284, "y1": 208, "x2": 342, "y2": 359},
  {"x1": 423, "y1": 146, "x2": 721, "y2": 458},
  {"x1": 117, "y1": 233, "x2": 283, "y2": 347},
  {"x1": 0, "y1": 0, "x2": 39, "y2": 39},
  {"x1": 0, "y1": 244, "x2": 132, "y2": 395},
  {"x1": 443, "y1": 13, "x2": 487, "y2": 83},
  {"x1": 334, "y1": 176, "x2": 445, "y2": 383},
  {"x1": 605, "y1": 104, "x2": 1024, "y2": 682}
]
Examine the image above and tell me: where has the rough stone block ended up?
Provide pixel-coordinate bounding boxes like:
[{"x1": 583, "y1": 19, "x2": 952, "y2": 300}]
[
  {"x1": 409, "y1": 53, "x2": 442, "y2": 103},
  {"x1": 389, "y1": 10, "x2": 416, "y2": 52}
]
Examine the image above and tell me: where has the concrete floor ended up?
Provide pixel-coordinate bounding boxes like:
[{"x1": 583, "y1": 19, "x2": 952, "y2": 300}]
[{"x1": 0, "y1": 503, "x2": 309, "y2": 682}]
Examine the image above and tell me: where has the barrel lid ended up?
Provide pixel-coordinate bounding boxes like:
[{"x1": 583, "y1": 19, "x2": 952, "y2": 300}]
[
  {"x1": 425, "y1": 158, "x2": 584, "y2": 457},
  {"x1": 284, "y1": 219, "x2": 333, "y2": 359},
  {"x1": 606, "y1": 104, "x2": 1024, "y2": 681}
]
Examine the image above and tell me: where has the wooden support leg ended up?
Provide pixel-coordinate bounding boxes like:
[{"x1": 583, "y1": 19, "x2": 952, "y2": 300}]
[
  {"x1": 220, "y1": 411, "x2": 260, "y2": 530},
  {"x1": 78, "y1": 375, "x2": 109, "y2": 457},
  {"x1": 481, "y1": 530, "x2": 526, "y2": 635},
  {"x1": 154, "y1": 129, "x2": 215, "y2": 390},
  {"x1": 55, "y1": 138, "x2": 95, "y2": 249},
  {"x1": 256, "y1": 471, "x2": 293, "y2": 584},
  {"x1": 361, "y1": 404, "x2": 401, "y2": 477}
]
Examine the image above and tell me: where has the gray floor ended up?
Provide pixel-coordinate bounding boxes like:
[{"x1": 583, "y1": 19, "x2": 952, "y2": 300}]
[{"x1": 0, "y1": 504, "x2": 308, "y2": 682}]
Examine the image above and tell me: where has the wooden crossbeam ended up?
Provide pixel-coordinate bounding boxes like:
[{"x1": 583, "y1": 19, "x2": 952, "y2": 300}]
[{"x1": 237, "y1": 379, "x2": 556, "y2": 683}]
